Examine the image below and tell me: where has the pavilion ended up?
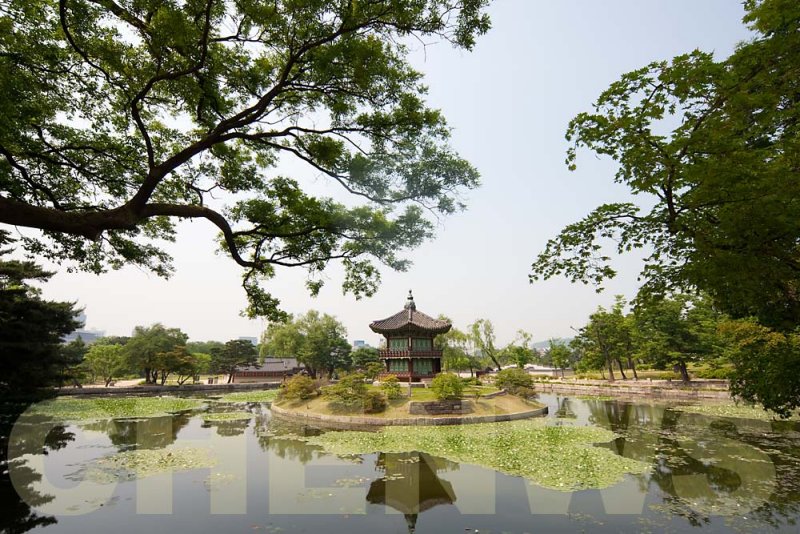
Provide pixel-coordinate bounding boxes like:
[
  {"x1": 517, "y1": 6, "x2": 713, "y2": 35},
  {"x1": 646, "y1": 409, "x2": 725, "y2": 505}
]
[{"x1": 369, "y1": 291, "x2": 451, "y2": 382}]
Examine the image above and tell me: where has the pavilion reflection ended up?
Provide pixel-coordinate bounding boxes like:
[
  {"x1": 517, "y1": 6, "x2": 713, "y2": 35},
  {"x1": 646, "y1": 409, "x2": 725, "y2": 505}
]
[{"x1": 366, "y1": 452, "x2": 457, "y2": 533}]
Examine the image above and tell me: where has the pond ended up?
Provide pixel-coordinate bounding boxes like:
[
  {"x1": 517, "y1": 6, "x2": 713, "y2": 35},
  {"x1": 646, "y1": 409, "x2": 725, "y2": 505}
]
[{"x1": 2, "y1": 393, "x2": 800, "y2": 533}]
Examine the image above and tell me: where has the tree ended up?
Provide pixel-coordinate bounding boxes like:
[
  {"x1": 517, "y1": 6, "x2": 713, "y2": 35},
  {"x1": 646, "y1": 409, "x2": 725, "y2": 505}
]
[
  {"x1": 435, "y1": 317, "x2": 478, "y2": 375},
  {"x1": 211, "y1": 339, "x2": 258, "y2": 383},
  {"x1": 57, "y1": 336, "x2": 88, "y2": 387},
  {"x1": 0, "y1": 231, "x2": 80, "y2": 391},
  {"x1": 186, "y1": 341, "x2": 224, "y2": 355},
  {"x1": 1, "y1": 0, "x2": 489, "y2": 319},
  {"x1": 351, "y1": 346, "x2": 381, "y2": 370},
  {"x1": 633, "y1": 294, "x2": 720, "y2": 382},
  {"x1": 530, "y1": 1, "x2": 800, "y2": 407},
  {"x1": 719, "y1": 318, "x2": 800, "y2": 417},
  {"x1": 469, "y1": 318, "x2": 503, "y2": 371},
  {"x1": 548, "y1": 339, "x2": 571, "y2": 378},
  {"x1": 83, "y1": 343, "x2": 125, "y2": 386},
  {"x1": 153, "y1": 346, "x2": 197, "y2": 385},
  {"x1": 531, "y1": 1, "x2": 800, "y2": 332},
  {"x1": 572, "y1": 297, "x2": 637, "y2": 381},
  {"x1": 430, "y1": 373, "x2": 464, "y2": 400},
  {"x1": 261, "y1": 311, "x2": 350, "y2": 378},
  {"x1": 124, "y1": 324, "x2": 189, "y2": 384},
  {"x1": 500, "y1": 330, "x2": 535, "y2": 368}
]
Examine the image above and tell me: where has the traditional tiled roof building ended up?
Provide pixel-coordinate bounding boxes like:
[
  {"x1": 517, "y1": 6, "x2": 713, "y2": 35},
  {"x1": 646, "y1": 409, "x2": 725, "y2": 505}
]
[{"x1": 369, "y1": 291, "x2": 451, "y2": 382}]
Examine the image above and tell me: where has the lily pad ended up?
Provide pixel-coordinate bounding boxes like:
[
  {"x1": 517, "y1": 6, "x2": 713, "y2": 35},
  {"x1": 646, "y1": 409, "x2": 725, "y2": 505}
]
[
  {"x1": 27, "y1": 397, "x2": 204, "y2": 421},
  {"x1": 305, "y1": 419, "x2": 649, "y2": 491}
]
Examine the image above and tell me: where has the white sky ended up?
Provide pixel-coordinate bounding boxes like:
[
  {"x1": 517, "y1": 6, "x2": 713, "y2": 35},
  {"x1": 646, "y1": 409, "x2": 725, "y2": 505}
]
[{"x1": 16, "y1": 0, "x2": 752, "y2": 346}]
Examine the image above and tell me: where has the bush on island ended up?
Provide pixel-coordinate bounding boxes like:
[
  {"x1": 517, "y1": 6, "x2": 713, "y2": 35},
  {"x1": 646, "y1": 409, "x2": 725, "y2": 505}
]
[
  {"x1": 279, "y1": 375, "x2": 318, "y2": 401},
  {"x1": 324, "y1": 373, "x2": 388, "y2": 414},
  {"x1": 431, "y1": 373, "x2": 464, "y2": 400},
  {"x1": 496, "y1": 368, "x2": 533, "y2": 395},
  {"x1": 381, "y1": 375, "x2": 403, "y2": 399}
]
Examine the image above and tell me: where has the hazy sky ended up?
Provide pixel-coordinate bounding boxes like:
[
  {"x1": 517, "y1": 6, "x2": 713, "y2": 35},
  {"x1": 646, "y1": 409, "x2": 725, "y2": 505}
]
[{"x1": 18, "y1": 0, "x2": 753, "y2": 346}]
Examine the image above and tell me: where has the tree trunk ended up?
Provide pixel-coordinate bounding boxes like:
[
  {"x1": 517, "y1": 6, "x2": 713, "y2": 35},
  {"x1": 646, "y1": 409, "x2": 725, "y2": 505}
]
[
  {"x1": 678, "y1": 361, "x2": 690, "y2": 382},
  {"x1": 227, "y1": 373, "x2": 233, "y2": 383},
  {"x1": 628, "y1": 357, "x2": 639, "y2": 379},
  {"x1": 616, "y1": 358, "x2": 627, "y2": 380},
  {"x1": 606, "y1": 358, "x2": 616, "y2": 381},
  {"x1": 144, "y1": 367, "x2": 152, "y2": 384}
]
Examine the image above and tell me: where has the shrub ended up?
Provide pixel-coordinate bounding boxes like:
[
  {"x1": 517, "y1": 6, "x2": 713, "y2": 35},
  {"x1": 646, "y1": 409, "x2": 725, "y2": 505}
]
[
  {"x1": 430, "y1": 373, "x2": 464, "y2": 400},
  {"x1": 496, "y1": 368, "x2": 533, "y2": 395},
  {"x1": 279, "y1": 375, "x2": 317, "y2": 401},
  {"x1": 364, "y1": 361, "x2": 386, "y2": 381},
  {"x1": 381, "y1": 375, "x2": 403, "y2": 399},
  {"x1": 324, "y1": 373, "x2": 377, "y2": 413},
  {"x1": 363, "y1": 390, "x2": 388, "y2": 413}
]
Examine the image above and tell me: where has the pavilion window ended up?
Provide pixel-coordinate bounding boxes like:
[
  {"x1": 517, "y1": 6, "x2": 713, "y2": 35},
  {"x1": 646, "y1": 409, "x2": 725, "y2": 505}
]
[
  {"x1": 415, "y1": 359, "x2": 433, "y2": 375},
  {"x1": 388, "y1": 359, "x2": 407, "y2": 373},
  {"x1": 389, "y1": 338, "x2": 407, "y2": 350},
  {"x1": 412, "y1": 338, "x2": 431, "y2": 351}
]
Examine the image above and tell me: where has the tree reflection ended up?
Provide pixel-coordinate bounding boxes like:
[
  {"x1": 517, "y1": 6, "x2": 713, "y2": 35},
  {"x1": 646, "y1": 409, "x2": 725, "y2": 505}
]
[
  {"x1": 1, "y1": 402, "x2": 75, "y2": 534},
  {"x1": 81, "y1": 413, "x2": 192, "y2": 450}
]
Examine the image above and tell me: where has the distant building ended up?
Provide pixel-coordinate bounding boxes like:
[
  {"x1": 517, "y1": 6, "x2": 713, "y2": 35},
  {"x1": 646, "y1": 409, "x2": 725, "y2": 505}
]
[
  {"x1": 232, "y1": 358, "x2": 304, "y2": 383},
  {"x1": 352, "y1": 339, "x2": 371, "y2": 349},
  {"x1": 238, "y1": 336, "x2": 258, "y2": 345},
  {"x1": 63, "y1": 312, "x2": 105, "y2": 344}
]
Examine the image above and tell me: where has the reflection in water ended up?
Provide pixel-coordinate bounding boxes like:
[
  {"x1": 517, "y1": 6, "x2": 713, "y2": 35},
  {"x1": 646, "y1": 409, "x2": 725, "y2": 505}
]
[
  {"x1": 81, "y1": 413, "x2": 192, "y2": 450},
  {"x1": 366, "y1": 452, "x2": 457, "y2": 533},
  {"x1": 3, "y1": 394, "x2": 800, "y2": 533},
  {"x1": 578, "y1": 394, "x2": 800, "y2": 529},
  {"x1": 1, "y1": 403, "x2": 75, "y2": 533}
]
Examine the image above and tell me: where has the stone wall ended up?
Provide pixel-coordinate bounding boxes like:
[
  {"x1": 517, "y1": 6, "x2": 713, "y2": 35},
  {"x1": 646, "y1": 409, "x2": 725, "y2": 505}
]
[
  {"x1": 531, "y1": 379, "x2": 730, "y2": 400},
  {"x1": 408, "y1": 399, "x2": 470, "y2": 415}
]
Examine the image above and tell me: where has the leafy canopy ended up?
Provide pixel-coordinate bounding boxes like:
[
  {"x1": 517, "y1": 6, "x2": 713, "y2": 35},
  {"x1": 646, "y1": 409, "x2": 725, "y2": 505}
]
[
  {"x1": 0, "y1": 0, "x2": 489, "y2": 319},
  {"x1": 530, "y1": 0, "x2": 800, "y2": 331}
]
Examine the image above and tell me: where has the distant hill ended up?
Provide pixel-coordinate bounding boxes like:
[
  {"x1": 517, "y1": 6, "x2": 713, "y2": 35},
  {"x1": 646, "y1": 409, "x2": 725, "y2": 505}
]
[{"x1": 531, "y1": 337, "x2": 573, "y2": 349}]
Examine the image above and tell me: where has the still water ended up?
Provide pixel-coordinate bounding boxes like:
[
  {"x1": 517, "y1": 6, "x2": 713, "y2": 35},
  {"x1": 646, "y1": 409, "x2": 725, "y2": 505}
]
[{"x1": 3, "y1": 393, "x2": 800, "y2": 533}]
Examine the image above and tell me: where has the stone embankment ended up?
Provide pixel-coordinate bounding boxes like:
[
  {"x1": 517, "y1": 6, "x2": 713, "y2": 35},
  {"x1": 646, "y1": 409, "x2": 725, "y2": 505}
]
[
  {"x1": 270, "y1": 400, "x2": 548, "y2": 428},
  {"x1": 531, "y1": 378, "x2": 730, "y2": 400},
  {"x1": 52, "y1": 382, "x2": 280, "y2": 397}
]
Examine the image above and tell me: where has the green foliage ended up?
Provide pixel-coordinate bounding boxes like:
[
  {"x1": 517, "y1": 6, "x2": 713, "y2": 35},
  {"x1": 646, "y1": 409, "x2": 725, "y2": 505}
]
[
  {"x1": 210, "y1": 340, "x2": 258, "y2": 383},
  {"x1": 719, "y1": 318, "x2": 800, "y2": 417},
  {"x1": 364, "y1": 361, "x2": 386, "y2": 382},
  {"x1": 58, "y1": 336, "x2": 89, "y2": 387},
  {"x1": 500, "y1": 330, "x2": 535, "y2": 368},
  {"x1": 634, "y1": 294, "x2": 720, "y2": 381},
  {"x1": 0, "y1": 231, "x2": 81, "y2": 391},
  {"x1": 495, "y1": 368, "x2": 533, "y2": 395},
  {"x1": 125, "y1": 324, "x2": 189, "y2": 384},
  {"x1": 571, "y1": 296, "x2": 636, "y2": 380},
  {"x1": 436, "y1": 317, "x2": 481, "y2": 375},
  {"x1": 0, "y1": 0, "x2": 489, "y2": 319},
  {"x1": 28, "y1": 397, "x2": 203, "y2": 421},
  {"x1": 380, "y1": 375, "x2": 403, "y2": 400},
  {"x1": 430, "y1": 373, "x2": 464, "y2": 400},
  {"x1": 83, "y1": 344, "x2": 126, "y2": 386},
  {"x1": 323, "y1": 373, "x2": 371, "y2": 413},
  {"x1": 218, "y1": 389, "x2": 279, "y2": 403},
  {"x1": 154, "y1": 346, "x2": 198, "y2": 385},
  {"x1": 531, "y1": 1, "x2": 800, "y2": 333},
  {"x1": 469, "y1": 319, "x2": 502, "y2": 371},
  {"x1": 279, "y1": 375, "x2": 318, "y2": 402},
  {"x1": 261, "y1": 311, "x2": 350, "y2": 378},
  {"x1": 362, "y1": 390, "x2": 388, "y2": 414},
  {"x1": 306, "y1": 419, "x2": 649, "y2": 491},
  {"x1": 548, "y1": 339, "x2": 572, "y2": 377},
  {"x1": 351, "y1": 346, "x2": 381, "y2": 369}
]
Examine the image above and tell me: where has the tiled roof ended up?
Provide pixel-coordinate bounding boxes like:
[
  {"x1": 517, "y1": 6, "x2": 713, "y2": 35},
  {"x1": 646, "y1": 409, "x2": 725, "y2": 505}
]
[
  {"x1": 237, "y1": 358, "x2": 301, "y2": 373},
  {"x1": 369, "y1": 309, "x2": 451, "y2": 334}
]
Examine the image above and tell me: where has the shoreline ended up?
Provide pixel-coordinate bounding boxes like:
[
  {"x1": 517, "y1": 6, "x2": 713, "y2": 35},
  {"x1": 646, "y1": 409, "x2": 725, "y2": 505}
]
[
  {"x1": 531, "y1": 378, "x2": 730, "y2": 400},
  {"x1": 269, "y1": 399, "x2": 548, "y2": 429}
]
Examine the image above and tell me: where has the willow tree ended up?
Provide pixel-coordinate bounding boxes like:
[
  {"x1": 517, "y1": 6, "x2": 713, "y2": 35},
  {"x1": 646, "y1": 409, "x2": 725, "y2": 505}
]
[{"x1": 0, "y1": 0, "x2": 489, "y2": 318}]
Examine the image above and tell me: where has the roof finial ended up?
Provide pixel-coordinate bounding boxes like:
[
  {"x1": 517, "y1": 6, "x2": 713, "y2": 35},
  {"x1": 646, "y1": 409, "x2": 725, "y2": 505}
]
[{"x1": 404, "y1": 289, "x2": 416, "y2": 311}]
